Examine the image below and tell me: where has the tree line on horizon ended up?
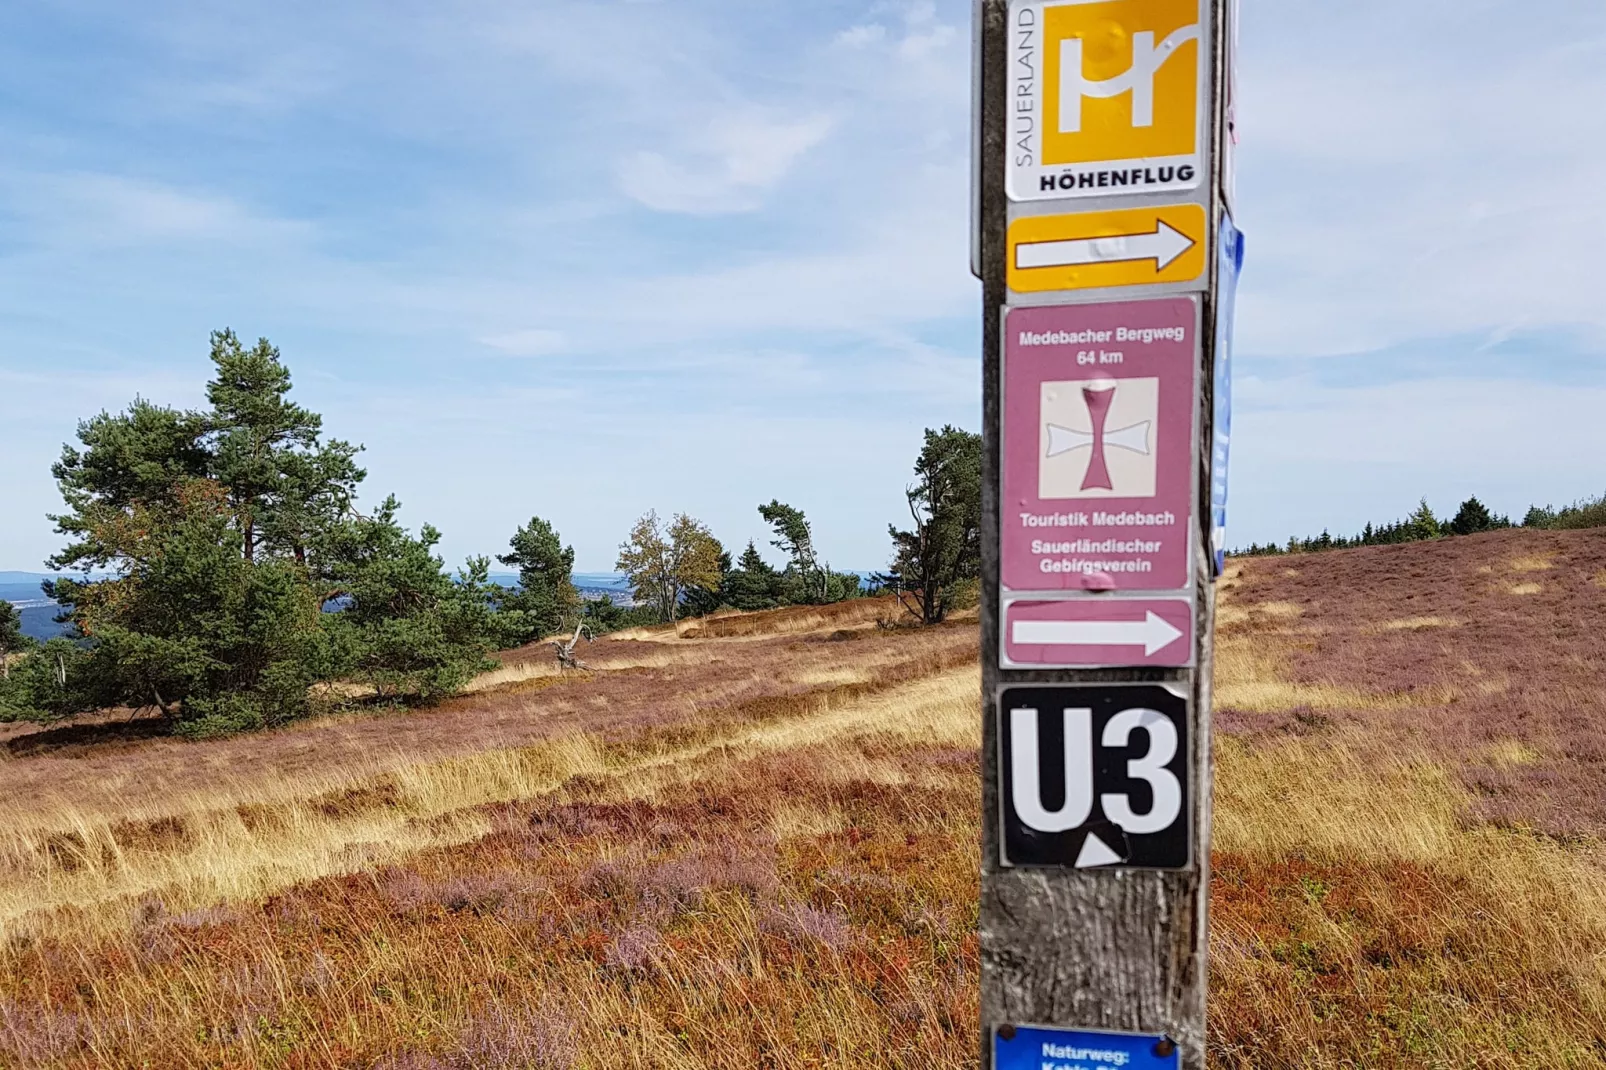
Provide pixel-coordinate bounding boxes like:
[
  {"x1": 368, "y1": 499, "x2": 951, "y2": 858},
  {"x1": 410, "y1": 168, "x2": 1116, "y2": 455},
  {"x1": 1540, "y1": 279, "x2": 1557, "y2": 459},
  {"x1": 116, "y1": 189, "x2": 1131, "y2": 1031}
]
[
  {"x1": 0, "y1": 332, "x2": 980, "y2": 738},
  {"x1": 1232, "y1": 492, "x2": 1606, "y2": 558}
]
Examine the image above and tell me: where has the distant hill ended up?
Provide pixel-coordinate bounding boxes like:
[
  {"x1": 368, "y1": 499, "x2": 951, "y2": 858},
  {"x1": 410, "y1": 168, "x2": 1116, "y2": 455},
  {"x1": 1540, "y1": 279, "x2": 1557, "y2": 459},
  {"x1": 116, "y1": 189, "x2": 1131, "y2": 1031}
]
[
  {"x1": 15, "y1": 604, "x2": 66, "y2": 642},
  {"x1": 1, "y1": 574, "x2": 67, "y2": 641},
  {"x1": 1, "y1": 582, "x2": 48, "y2": 604},
  {"x1": 488, "y1": 571, "x2": 635, "y2": 605}
]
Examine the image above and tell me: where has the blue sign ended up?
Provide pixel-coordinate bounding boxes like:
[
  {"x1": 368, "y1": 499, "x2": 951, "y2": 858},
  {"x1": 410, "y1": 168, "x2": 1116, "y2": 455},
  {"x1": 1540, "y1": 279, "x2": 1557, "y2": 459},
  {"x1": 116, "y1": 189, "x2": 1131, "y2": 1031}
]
[
  {"x1": 1211, "y1": 216, "x2": 1245, "y2": 578},
  {"x1": 995, "y1": 1025, "x2": 1180, "y2": 1070}
]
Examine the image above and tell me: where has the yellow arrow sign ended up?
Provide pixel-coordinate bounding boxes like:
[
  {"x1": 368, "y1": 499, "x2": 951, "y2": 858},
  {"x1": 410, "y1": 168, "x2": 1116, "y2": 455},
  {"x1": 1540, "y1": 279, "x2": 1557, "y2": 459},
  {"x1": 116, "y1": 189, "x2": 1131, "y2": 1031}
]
[{"x1": 1007, "y1": 203, "x2": 1207, "y2": 293}]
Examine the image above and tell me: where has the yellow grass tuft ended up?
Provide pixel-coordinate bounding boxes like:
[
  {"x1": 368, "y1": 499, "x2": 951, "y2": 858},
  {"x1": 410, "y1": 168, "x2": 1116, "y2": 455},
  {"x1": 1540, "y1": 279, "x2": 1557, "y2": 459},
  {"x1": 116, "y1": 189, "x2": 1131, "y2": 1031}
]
[
  {"x1": 1373, "y1": 615, "x2": 1460, "y2": 632},
  {"x1": 1215, "y1": 735, "x2": 1464, "y2": 862},
  {"x1": 1214, "y1": 642, "x2": 1453, "y2": 714},
  {"x1": 1217, "y1": 600, "x2": 1306, "y2": 628},
  {"x1": 770, "y1": 802, "x2": 848, "y2": 841},
  {"x1": 463, "y1": 646, "x2": 686, "y2": 692},
  {"x1": 790, "y1": 666, "x2": 875, "y2": 688},
  {"x1": 1592, "y1": 569, "x2": 1606, "y2": 590},
  {"x1": 1508, "y1": 553, "x2": 1557, "y2": 572},
  {"x1": 1483, "y1": 739, "x2": 1542, "y2": 768},
  {"x1": 1507, "y1": 581, "x2": 1544, "y2": 595}
]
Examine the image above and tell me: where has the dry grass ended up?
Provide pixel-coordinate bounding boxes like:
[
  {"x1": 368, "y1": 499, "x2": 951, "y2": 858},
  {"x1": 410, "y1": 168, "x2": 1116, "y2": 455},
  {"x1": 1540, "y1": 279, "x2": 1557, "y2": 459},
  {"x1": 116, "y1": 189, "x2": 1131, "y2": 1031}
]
[
  {"x1": 1217, "y1": 528, "x2": 1606, "y2": 834},
  {"x1": 1207, "y1": 528, "x2": 1606, "y2": 1066},
  {"x1": 1372, "y1": 615, "x2": 1460, "y2": 632},
  {"x1": 0, "y1": 734, "x2": 609, "y2": 944},
  {"x1": 0, "y1": 621, "x2": 973, "y2": 833},
  {"x1": 5, "y1": 531, "x2": 1606, "y2": 1067},
  {"x1": 462, "y1": 648, "x2": 676, "y2": 693},
  {"x1": 611, "y1": 597, "x2": 901, "y2": 643},
  {"x1": 1215, "y1": 599, "x2": 1303, "y2": 627},
  {"x1": 1481, "y1": 738, "x2": 1542, "y2": 769},
  {"x1": 0, "y1": 644, "x2": 980, "y2": 1067},
  {"x1": 0, "y1": 640, "x2": 973, "y2": 947},
  {"x1": 1214, "y1": 643, "x2": 1455, "y2": 715},
  {"x1": 1506, "y1": 581, "x2": 1544, "y2": 595},
  {"x1": 1212, "y1": 734, "x2": 1606, "y2": 1067},
  {"x1": 1508, "y1": 553, "x2": 1557, "y2": 572}
]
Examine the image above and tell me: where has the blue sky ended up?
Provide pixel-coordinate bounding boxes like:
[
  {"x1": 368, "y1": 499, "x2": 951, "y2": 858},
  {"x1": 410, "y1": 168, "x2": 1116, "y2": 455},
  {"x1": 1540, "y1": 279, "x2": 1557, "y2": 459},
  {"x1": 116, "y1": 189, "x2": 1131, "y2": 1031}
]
[{"x1": 1, "y1": 0, "x2": 1603, "y2": 572}]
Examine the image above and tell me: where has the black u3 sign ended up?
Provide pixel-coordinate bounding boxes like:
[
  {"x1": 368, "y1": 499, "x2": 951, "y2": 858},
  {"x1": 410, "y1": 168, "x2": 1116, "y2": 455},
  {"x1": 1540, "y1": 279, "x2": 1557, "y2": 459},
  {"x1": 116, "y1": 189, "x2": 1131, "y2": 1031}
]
[{"x1": 999, "y1": 685, "x2": 1191, "y2": 870}]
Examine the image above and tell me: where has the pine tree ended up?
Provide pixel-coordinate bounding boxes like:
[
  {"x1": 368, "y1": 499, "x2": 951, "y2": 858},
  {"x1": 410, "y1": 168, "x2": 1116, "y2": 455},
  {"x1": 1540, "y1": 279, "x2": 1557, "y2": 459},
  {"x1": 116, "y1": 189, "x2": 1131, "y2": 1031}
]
[
  {"x1": 723, "y1": 541, "x2": 781, "y2": 611},
  {"x1": 1407, "y1": 499, "x2": 1442, "y2": 540},
  {"x1": 883, "y1": 426, "x2": 981, "y2": 624},
  {"x1": 1448, "y1": 497, "x2": 1495, "y2": 536},
  {"x1": 757, "y1": 500, "x2": 827, "y2": 604},
  {"x1": 319, "y1": 498, "x2": 500, "y2": 705},
  {"x1": 0, "y1": 601, "x2": 33, "y2": 680},
  {"x1": 497, "y1": 516, "x2": 579, "y2": 640},
  {"x1": 34, "y1": 329, "x2": 498, "y2": 735},
  {"x1": 204, "y1": 330, "x2": 364, "y2": 564}
]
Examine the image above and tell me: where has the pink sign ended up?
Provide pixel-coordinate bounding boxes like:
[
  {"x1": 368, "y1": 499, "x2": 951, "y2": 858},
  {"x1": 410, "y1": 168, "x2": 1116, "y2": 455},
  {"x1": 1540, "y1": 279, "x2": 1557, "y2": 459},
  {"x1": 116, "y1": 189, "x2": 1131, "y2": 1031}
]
[
  {"x1": 1004, "y1": 598, "x2": 1195, "y2": 668},
  {"x1": 1002, "y1": 298, "x2": 1197, "y2": 593}
]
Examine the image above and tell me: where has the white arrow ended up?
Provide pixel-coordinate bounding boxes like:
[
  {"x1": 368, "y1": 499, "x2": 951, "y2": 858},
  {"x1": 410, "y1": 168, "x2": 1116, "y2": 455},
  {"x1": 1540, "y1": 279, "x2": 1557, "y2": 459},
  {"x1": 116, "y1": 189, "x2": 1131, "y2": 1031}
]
[
  {"x1": 1015, "y1": 221, "x2": 1195, "y2": 272},
  {"x1": 1075, "y1": 832, "x2": 1124, "y2": 868},
  {"x1": 1012, "y1": 611, "x2": 1184, "y2": 656}
]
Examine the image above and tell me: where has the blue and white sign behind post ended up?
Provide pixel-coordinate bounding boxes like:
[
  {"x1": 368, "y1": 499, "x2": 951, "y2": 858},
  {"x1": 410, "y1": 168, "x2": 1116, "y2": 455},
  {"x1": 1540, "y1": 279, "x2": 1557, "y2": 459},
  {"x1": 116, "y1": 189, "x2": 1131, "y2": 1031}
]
[
  {"x1": 995, "y1": 1025, "x2": 1182, "y2": 1070},
  {"x1": 1211, "y1": 218, "x2": 1244, "y2": 577}
]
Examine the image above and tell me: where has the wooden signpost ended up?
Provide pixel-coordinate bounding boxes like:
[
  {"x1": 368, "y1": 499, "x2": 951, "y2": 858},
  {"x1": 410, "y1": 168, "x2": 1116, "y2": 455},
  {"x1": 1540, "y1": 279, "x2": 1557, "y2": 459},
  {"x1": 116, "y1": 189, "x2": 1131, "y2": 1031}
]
[{"x1": 975, "y1": 0, "x2": 1239, "y2": 1065}]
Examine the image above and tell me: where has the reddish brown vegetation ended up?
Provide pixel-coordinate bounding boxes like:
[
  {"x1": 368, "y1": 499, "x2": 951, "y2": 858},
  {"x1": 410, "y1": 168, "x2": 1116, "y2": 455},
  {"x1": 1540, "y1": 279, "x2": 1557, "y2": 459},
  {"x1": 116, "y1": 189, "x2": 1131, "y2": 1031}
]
[
  {"x1": 0, "y1": 694, "x2": 978, "y2": 1067},
  {"x1": 4, "y1": 531, "x2": 1606, "y2": 1068},
  {"x1": 1218, "y1": 527, "x2": 1606, "y2": 838}
]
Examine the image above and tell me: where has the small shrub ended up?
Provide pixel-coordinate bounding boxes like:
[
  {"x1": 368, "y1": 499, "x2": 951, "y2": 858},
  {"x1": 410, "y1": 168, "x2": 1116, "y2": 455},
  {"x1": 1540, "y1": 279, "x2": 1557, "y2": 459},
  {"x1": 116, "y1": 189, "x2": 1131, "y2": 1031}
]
[
  {"x1": 173, "y1": 694, "x2": 266, "y2": 739},
  {"x1": 0, "y1": 999, "x2": 85, "y2": 1064},
  {"x1": 456, "y1": 1003, "x2": 575, "y2": 1070},
  {"x1": 605, "y1": 925, "x2": 662, "y2": 973},
  {"x1": 760, "y1": 902, "x2": 853, "y2": 950}
]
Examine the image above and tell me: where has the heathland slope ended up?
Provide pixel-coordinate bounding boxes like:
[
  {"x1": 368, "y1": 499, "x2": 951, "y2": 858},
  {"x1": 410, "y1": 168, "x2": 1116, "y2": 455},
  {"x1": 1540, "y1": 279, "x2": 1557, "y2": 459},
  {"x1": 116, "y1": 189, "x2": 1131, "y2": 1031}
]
[
  {"x1": 0, "y1": 530, "x2": 1604, "y2": 1068},
  {"x1": 1210, "y1": 526, "x2": 1606, "y2": 1067}
]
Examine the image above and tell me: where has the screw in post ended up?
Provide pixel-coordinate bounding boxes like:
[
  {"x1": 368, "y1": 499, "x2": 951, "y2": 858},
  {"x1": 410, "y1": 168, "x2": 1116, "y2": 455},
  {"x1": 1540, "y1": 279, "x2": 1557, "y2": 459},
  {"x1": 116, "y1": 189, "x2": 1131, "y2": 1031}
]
[
  {"x1": 998, "y1": 1024, "x2": 1017, "y2": 1041},
  {"x1": 1153, "y1": 1036, "x2": 1177, "y2": 1058}
]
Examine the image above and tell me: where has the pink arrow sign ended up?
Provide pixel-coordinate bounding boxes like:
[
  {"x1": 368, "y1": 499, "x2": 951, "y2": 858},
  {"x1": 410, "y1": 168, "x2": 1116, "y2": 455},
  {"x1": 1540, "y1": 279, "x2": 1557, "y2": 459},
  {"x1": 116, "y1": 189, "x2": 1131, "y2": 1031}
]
[
  {"x1": 1002, "y1": 298, "x2": 1198, "y2": 593},
  {"x1": 1004, "y1": 599, "x2": 1195, "y2": 668}
]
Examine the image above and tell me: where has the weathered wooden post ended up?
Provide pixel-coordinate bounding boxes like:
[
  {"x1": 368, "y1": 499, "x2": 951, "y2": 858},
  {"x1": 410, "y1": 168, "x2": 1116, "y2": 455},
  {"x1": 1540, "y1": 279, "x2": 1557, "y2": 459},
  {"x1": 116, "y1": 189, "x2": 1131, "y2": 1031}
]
[{"x1": 974, "y1": 0, "x2": 1241, "y2": 1066}]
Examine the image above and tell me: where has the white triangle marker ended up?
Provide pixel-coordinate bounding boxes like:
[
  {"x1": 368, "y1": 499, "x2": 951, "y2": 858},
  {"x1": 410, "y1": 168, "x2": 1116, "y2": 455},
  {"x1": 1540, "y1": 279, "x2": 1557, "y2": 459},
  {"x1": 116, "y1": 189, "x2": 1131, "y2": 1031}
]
[{"x1": 1075, "y1": 832, "x2": 1123, "y2": 869}]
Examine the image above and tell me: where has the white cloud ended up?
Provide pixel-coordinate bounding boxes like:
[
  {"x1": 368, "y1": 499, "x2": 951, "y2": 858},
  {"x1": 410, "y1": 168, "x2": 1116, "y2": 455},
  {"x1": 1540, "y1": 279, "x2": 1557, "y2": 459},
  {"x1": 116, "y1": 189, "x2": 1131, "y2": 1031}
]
[
  {"x1": 0, "y1": 171, "x2": 311, "y2": 253},
  {"x1": 1235, "y1": 0, "x2": 1606, "y2": 357},
  {"x1": 836, "y1": 24, "x2": 887, "y2": 49},
  {"x1": 477, "y1": 329, "x2": 568, "y2": 357},
  {"x1": 617, "y1": 111, "x2": 835, "y2": 214}
]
